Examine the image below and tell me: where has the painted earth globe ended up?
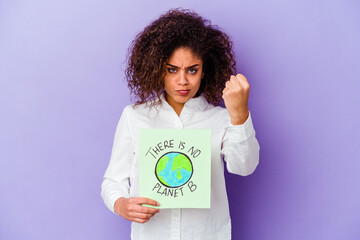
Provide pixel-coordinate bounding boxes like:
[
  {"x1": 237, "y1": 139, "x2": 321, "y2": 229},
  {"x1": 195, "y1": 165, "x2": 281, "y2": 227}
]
[{"x1": 155, "y1": 152, "x2": 193, "y2": 188}]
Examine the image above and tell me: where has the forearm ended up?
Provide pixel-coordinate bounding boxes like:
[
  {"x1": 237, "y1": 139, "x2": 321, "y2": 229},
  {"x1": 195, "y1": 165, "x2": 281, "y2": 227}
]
[
  {"x1": 221, "y1": 111, "x2": 260, "y2": 176},
  {"x1": 101, "y1": 177, "x2": 130, "y2": 214}
]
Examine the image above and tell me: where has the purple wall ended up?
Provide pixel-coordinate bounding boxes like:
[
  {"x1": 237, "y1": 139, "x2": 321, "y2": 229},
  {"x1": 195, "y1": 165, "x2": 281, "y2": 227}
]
[{"x1": 1, "y1": 1, "x2": 359, "y2": 239}]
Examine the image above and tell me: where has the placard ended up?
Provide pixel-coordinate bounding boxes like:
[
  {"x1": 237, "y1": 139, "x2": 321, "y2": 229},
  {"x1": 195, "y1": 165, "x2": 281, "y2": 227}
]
[{"x1": 139, "y1": 129, "x2": 211, "y2": 208}]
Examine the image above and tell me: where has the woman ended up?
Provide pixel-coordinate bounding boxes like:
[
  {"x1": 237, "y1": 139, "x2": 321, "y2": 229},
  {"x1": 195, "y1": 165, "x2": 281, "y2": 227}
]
[{"x1": 101, "y1": 8, "x2": 260, "y2": 240}]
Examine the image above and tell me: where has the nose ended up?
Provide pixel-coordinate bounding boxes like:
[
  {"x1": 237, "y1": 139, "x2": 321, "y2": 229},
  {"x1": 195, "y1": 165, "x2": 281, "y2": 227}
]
[{"x1": 178, "y1": 70, "x2": 188, "y2": 85}]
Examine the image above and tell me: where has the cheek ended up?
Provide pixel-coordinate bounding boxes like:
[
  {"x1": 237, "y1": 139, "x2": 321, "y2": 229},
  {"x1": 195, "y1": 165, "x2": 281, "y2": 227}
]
[
  {"x1": 163, "y1": 75, "x2": 170, "y2": 86},
  {"x1": 164, "y1": 77, "x2": 174, "y2": 90},
  {"x1": 194, "y1": 76, "x2": 202, "y2": 87}
]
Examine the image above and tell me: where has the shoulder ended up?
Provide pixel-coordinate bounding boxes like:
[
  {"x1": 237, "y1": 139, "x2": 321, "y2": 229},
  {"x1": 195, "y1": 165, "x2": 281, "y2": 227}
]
[
  {"x1": 122, "y1": 103, "x2": 146, "y2": 116},
  {"x1": 122, "y1": 100, "x2": 161, "y2": 120}
]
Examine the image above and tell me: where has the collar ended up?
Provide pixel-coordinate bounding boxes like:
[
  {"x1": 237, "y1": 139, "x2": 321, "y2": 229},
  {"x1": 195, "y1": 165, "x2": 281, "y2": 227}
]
[{"x1": 159, "y1": 92, "x2": 208, "y2": 112}]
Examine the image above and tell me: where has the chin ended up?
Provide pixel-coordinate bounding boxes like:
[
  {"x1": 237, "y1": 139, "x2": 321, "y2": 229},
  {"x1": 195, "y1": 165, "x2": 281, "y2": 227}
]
[{"x1": 178, "y1": 95, "x2": 193, "y2": 102}]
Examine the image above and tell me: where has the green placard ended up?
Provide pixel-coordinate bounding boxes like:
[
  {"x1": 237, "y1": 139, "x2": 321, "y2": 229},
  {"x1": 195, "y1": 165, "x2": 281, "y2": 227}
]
[{"x1": 139, "y1": 129, "x2": 211, "y2": 208}]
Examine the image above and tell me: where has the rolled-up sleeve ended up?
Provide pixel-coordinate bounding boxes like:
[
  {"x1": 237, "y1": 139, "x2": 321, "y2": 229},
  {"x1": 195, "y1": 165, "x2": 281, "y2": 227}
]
[
  {"x1": 220, "y1": 111, "x2": 260, "y2": 176},
  {"x1": 101, "y1": 106, "x2": 134, "y2": 214}
]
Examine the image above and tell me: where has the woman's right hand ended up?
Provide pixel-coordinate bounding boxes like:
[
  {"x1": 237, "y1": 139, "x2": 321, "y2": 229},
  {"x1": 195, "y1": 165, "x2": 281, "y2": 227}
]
[{"x1": 114, "y1": 197, "x2": 160, "y2": 223}]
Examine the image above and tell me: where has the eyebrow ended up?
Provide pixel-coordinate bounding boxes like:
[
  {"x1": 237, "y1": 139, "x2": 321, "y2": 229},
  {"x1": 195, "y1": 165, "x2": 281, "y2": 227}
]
[{"x1": 166, "y1": 63, "x2": 200, "y2": 69}]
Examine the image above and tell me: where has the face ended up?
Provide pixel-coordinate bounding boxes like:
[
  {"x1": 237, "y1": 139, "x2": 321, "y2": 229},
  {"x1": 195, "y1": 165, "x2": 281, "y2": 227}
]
[{"x1": 164, "y1": 47, "x2": 204, "y2": 113}]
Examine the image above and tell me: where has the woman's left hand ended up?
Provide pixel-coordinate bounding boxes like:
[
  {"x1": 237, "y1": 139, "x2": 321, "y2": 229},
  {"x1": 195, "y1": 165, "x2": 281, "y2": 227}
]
[{"x1": 222, "y1": 73, "x2": 250, "y2": 125}]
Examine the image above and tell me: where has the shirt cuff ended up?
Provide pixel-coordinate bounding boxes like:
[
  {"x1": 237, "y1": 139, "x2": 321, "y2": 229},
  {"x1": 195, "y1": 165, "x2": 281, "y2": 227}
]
[{"x1": 225, "y1": 111, "x2": 255, "y2": 142}]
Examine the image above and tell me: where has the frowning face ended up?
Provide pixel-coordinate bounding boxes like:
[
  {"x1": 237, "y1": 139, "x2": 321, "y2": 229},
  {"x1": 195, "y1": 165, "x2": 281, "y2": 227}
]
[{"x1": 164, "y1": 47, "x2": 204, "y2": 114}]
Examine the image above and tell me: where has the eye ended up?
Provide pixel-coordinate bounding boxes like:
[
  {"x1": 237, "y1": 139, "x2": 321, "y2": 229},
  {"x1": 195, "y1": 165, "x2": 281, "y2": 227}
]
[
  {"x1": 168, "y1": 68, "x2": 177, "y2": 73},
  {"x1": 188, "y1": 69, "x2": 197, "y2": 74}
]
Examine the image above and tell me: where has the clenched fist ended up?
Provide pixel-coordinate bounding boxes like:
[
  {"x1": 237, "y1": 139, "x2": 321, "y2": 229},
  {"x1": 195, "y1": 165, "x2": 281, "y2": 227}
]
[{"x1": 222, "y1": 73, "x2": 250, "y2": 125}]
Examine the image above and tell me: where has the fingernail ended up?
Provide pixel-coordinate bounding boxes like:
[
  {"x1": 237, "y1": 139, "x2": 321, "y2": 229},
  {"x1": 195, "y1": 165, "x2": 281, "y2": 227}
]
[{"x1": 157, "y1": 202, "x2": 160, "y2": 206}]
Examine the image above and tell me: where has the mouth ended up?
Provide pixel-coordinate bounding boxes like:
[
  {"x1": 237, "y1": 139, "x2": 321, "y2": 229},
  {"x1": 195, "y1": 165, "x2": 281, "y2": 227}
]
[{"x1": 177, "y1": 90, "x2": 190, "y2": 96}]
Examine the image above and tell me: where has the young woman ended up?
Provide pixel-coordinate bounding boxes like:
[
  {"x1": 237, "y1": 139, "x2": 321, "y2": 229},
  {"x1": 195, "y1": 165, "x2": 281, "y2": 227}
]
[{"x1": 101, "y1": 8, "x2": 260, "y2": 240}]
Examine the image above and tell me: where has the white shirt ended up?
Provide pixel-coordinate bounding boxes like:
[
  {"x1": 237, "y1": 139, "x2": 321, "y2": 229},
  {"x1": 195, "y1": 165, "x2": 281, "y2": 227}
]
[{"x1": 101, "y1": 94, "x2": 260, "y2": 240}]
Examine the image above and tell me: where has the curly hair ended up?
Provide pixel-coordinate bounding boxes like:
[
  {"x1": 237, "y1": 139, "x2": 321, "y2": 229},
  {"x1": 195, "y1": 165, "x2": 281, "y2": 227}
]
[{"x1": 125, "y1": 8, "x2": 236, "y2": 108}]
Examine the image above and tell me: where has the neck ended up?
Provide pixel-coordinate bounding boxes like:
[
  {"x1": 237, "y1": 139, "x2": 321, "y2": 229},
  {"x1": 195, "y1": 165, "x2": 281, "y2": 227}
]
[
  {"x1": 172, "y1": 105, "x2": 183, "y2": 117},
  {"x1": 165, "y1": 95, "x2": 184, "y2": 117}
]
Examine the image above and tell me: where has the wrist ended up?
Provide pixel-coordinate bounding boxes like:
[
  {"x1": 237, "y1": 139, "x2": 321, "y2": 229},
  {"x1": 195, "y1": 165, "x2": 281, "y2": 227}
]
[
  {"x1": 229, "y1": 109, "x2": 249, "y2": 125},
  {"x1": 114, "y1": 197, "x2": 126, "y2": 213}
]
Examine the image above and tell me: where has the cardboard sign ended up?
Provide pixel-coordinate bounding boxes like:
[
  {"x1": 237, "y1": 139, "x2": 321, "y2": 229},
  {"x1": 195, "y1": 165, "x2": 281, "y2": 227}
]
[{"x1": 139, "y1": 129, "x2": 211, "y2": 208}]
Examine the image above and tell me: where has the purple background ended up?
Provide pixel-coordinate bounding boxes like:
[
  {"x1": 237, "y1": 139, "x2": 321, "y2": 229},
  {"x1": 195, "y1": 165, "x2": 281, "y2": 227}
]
[{"x1": 1, "y1": 0, "x2": 359, "y2": 239}]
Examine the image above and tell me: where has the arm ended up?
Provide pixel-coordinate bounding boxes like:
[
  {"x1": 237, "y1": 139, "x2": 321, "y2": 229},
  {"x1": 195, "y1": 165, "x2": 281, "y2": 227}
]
[
  {"x1": 221, "y1": 73, "x2": 260, "y2": 175},
  {"x1": 101, "y1": 106, "x2": 133, "y2": 213},
  {"x1": 220, "y1": 110, "x2": 260, "y2": 176},
  {"x1": 101, "y1": 106, "x2": 160, "y2": 223}
]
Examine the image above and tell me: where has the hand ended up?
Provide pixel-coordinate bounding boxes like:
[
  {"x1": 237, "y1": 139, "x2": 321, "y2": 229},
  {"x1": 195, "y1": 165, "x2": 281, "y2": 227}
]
[
  {"x1": 222, "y1": 73, "x2": 250, "y2": 125},
  {"x1": 114, "y1": 197, "x2": 160, "y2": 224}
]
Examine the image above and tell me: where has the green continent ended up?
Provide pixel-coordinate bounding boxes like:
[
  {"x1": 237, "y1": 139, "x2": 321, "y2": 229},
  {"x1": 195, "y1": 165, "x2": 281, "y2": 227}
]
[
  {"x1": 156, "y1": 156, "x2": 169, "y2": 186},
  {"x1": 172, "y1": 154, "x2": 192, "y2": 172},
  {"x1": 156, "y1": 156, "x2": 169, "y2": 174},
  {"x1": 176, "y1": 169, "x2": 182, "y2": 179}
]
